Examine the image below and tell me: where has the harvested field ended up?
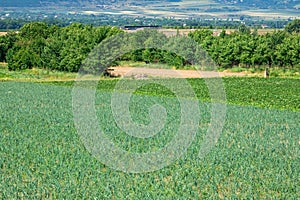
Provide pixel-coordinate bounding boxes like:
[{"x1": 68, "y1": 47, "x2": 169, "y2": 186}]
[{"x1": 108, "y1": 66, "x2": 262, "y2": 78}]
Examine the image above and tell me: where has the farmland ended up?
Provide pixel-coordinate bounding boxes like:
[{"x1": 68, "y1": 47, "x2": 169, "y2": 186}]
[
  {"x1": 0, "y1": 76, "x2": 299, "y2": 198},
  {"x1": 0, "y1": 20, "x2": 300, "y2": 198},
  {"x1": 1, "y1": 0, "x2": 300, "y2": 20},
  {"x1": 0, "y1": 0, "x2": 300, "y2": 200}
]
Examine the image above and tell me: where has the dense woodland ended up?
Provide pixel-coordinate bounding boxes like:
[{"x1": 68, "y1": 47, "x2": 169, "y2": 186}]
[{"x1": 0, "y1": 20, "x2": 299, "y2": 72}]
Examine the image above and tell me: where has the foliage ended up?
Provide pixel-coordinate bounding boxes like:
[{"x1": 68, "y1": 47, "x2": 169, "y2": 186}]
[
  {"x1": 2, "y1": 20, "x2": 300, "y2": 72},
  {"x1": 5, "y1": 22, "x2": 122, "y2": 72},
  {"x1": 285, "y1": 19, "x2": 300, "y2": 33},
  {"x1": 188, "y1": 26, "x2": 299, "y2": 69},
  {"x1": 238, "y1": 24, "x2": 251, "y2": 35},
  {"x1": 0, "y1": 32, "x2": 17, "y2": 62}
]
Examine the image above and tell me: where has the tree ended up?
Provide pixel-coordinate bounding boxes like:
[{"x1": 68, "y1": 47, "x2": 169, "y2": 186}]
[
  {"x1": 276, "y1": 34, "x2": 300, "y2": 68},
  {"x1": 188, "y1": 29, "x2": 213, "y2": 47},
  {"x1": 7, "y1": 47, "x2": 33, "y2": 70},
  {"x1": 6, "y1": 22, "x2": 122, "y2": 71},
  {"x1": 252, "y1": 31, "x2": 287, "y2": 67},
  {"x1": 5, "y1": 22, "x2": 52, "y2": 70},
  {"x1": 0, "y1": 32, "x2": 17, "y2": 62},
  {"x1": 219, "y1": 29, "x2": 226, "y2": 38},
  {"x1": 285, "y1": 19, "x2": 300, "y2": 34},
  {"x1": 0, "y1": 39, "x2": 7, "y2": 62},
  {"x1": 19, "y1": 22, "x2": 50, "y2": 40},
  {"x1": 238, "y1": 24, "x2": 251, "y2": 35}
]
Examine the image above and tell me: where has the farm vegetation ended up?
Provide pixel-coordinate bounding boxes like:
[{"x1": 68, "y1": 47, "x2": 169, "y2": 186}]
[
  {"x1": 0, "y1": 78, "x2": 299, "y2": 198},
  {"x1": 0, "y1": 19, "x2": 299, "y2": 199}
]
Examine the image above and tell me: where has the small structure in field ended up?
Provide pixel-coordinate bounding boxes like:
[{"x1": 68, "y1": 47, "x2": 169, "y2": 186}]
[{"x1": 264, "y1": 68, "x2": 269, "y2": 78}]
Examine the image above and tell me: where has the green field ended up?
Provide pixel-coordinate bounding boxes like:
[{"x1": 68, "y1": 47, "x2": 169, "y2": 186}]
[{"x1": 0, "y1": 75, "x2": 299, "y2": 198}]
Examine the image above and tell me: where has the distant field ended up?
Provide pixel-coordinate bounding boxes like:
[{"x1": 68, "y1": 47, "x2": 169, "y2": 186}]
[
  {"x1": 1, "y1": 0, "x2": 300, "y2": 19},
  {"x1": 104, "y1": 10, "x2": 297, "y2": 20},
  {"x1": 78, "y1": 0, "x2": 300, "y2": 19},
  {"x1": 66, "y1": 8, "x2": 300, "y2": 19},
  {"x1": 125, "y1": 28, "x2": 279, "y2": 37},
  {"x1": 242, "y1": 9, "x2": 300, "y2": 19}
]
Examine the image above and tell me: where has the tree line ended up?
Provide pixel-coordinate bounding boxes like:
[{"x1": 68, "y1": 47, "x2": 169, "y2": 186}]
[
  {"x1": 0, "y1": 20, "x2": 299, "y2": 72},
  {"x1": 0, "y1": 22, "x2": 122, "y2": 71},
  {"x1": 188, "y1": 21, "x2": 300, "y2": 69}
]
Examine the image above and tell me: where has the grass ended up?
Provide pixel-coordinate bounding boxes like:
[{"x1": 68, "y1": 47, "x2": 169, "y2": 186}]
[
  {"x1": 1, "y1": 65, "x2": 299, "y2": 111},
  {"x1": 0, "y1": 63, "x2": 78, "y2": 81},
  {"x1": 0, "y1": 64, "x2": 299, "y2": 198},
  {"x1": 49, "y1": 77, "x2": 300, "y2": 112},
  {"x1": 117, "y1": 61, "x2": 176, "y2": 69},
  {"x1": 0, "y1": 79, "x2": 299, "y2": 198},
  {"x1": 269, "y1": 67, "x2": 300, "y2": 78},
  {"x1": 218, "y1": 66, "x2": 300, "y2": 79}
]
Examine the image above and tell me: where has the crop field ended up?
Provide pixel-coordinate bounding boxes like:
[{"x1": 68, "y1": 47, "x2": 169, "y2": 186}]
[
  {"x1": 78, "y1": 0, "x2": 300, "y2": 19},
  {"x1": 242, "y1": 9, "x2": 300, "y2": 19},
  {"x1": 0, "y1": 77, "x2": 299, "y2": 198}
]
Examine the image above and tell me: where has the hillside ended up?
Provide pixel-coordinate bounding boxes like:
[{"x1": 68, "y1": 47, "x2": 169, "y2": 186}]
[
  {"x1": 1, "y1": 0, "x2": 181, "y2": 7},
  {"x1": 1, "y1": 0, "x2": 299, "y2": 20},
  {"x1": 1, "y1": 0, "x2": 300, "y2": 9},
  {"x1": 214, "y1": 0, "x2": 300, "y2": 9}
]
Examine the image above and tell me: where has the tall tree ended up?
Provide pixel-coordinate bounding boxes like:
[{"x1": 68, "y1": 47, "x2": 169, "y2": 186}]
[
  {"x1": 0, "y1": 32, "x2": 17, "y2": 62},
  {"x1": 285, "y1": 19, "x2": 300, "y2": 34}
]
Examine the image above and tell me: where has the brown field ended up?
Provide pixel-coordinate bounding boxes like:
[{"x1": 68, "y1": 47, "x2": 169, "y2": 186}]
[
  {"x1": 107, "y1": 66, "x2": 263, "y2": 78},
  {"x1": 0, "y1": 32, "x2": 7, "y2": 36}
]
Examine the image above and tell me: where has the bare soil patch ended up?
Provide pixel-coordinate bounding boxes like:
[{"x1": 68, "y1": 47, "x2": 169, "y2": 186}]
[{"x1": 108, "y1": 66, "x2": 262, "y2": 78}]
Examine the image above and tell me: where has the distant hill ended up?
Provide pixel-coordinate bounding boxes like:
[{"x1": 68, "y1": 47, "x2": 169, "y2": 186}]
[
  {"x1": 0, "y1": 0, "x2": 300, "y2": 14},
  {"x1": 1, "y1": 0, "x2": 40, "y2": 7},
  {"x1": 1, "y1": 0, "x2": 96, "y2": 7},
  {"x1": 1, "y1": 0, "x2": 299, "y2": 10},
  {"x1": 0, "y1": 0, "x2": 181, "y2": 7},
  {"x1": 214, "y1": 0, "x2": 300, "y2": 9},
  {"x1": 1, "y1": 0, "x2": 100, "y2": 7}
]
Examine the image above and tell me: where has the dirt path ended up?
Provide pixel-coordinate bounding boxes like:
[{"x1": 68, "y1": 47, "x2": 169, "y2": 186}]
[{"x1": 109, "y1": 66, "x2": 261, "y2": 78}]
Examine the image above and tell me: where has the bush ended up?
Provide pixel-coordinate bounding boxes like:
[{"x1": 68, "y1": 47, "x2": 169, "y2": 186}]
[{"x1": 7, "y1": 48, "x2": 33, "y2": 70}]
